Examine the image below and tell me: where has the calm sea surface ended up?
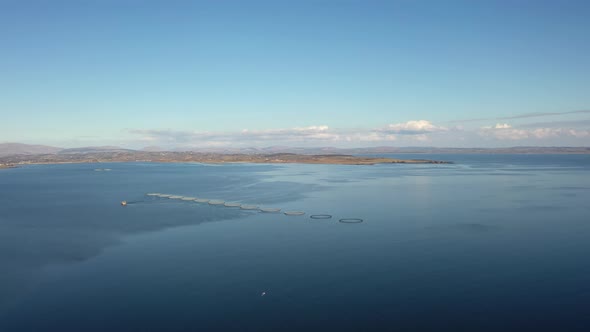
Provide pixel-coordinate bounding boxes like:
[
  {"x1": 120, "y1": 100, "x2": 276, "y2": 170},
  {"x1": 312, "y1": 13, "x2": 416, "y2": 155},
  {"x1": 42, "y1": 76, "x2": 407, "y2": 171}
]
[{"x1": 1, "y1": 154, "x2": 589, "y2": 331}]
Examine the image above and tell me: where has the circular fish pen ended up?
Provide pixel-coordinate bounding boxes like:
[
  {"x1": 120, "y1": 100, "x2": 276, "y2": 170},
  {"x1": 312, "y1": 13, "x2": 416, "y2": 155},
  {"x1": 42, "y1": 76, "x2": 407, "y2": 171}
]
[
  {"x1": 260, "y1": 207, "x2": 281, "y2": 213},
  {"x1": 284, "y1": 211, "x2": 305, "y2": 216},
  {"x1": 208, "y1": 200, "x2": 225, "y2": 205},
  {"x1": 193, "y1": 198, "x2": 210, "y2": 203},
  {"x1": 240, "y1": 205, "x2": 259, "y2": 210},
  {"x1": 224, "y1": 202, "x2": 241, "y2": 207},
  {"x1": 339, "y1": 218, "x2": 364, "y2": 224},
  {"x1": 310, "y1": 214, "x2": 332, "y2": 219}
]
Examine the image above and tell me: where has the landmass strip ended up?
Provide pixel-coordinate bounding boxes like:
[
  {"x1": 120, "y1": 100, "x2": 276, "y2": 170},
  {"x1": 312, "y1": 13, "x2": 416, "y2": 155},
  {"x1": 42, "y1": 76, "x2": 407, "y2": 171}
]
[{"x1": 0, "y1": 152, "x2": 451, "y2": 168}]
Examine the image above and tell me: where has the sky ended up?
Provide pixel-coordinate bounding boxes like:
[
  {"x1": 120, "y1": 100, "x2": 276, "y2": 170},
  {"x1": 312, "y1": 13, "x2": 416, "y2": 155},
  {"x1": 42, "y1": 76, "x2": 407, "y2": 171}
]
[{"x1": 1, "y1": 0, "x2": 589, "y2": 149}]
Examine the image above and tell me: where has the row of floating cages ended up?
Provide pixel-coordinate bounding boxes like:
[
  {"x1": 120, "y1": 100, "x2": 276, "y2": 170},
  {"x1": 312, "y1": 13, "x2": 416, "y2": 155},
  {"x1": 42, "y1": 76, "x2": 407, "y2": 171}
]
[
  {"x1": 143, "y1": 193, "x2": 361, "y2": 222},
  {"x1": 145, "y1": 193, "x2": 287, "y2": 214}
]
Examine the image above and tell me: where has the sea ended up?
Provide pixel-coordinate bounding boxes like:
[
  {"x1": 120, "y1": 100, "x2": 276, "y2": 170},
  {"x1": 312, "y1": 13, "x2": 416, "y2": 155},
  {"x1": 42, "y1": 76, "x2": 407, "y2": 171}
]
[{"x1": 0, "y1": 154, "x2": 589, "y2": 331}]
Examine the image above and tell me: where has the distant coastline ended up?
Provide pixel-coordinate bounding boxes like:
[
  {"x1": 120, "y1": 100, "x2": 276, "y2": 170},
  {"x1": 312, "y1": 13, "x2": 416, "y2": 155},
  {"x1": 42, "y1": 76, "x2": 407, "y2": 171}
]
[
  {"x1": 0, "y1": 152, "x2": 451, "y2": 167},
  {"x1": 1, "y1": 142, "x2": 589, "y2": 158},
  {"x1": 3, "y1": 144, "x2": 590, "y2": 169}
]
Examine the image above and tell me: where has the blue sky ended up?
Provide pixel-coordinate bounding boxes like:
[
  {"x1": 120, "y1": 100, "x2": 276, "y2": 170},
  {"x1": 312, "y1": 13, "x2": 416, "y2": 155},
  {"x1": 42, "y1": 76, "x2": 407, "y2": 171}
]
[{"x1": 1, "y1": 0, "x2": 589, "y2": 148}]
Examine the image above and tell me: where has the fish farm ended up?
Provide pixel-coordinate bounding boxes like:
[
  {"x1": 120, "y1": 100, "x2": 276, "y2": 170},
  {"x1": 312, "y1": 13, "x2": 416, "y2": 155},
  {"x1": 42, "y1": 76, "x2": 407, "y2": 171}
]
[{"x1": 130, "y1": 193, "x2": 363, "y2": 223}]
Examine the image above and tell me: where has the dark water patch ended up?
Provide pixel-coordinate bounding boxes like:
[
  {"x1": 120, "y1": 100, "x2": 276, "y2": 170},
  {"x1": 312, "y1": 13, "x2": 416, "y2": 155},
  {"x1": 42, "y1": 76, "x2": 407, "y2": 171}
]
[
  {"x1": 508, "y1": 185, "x2": 538, "y2": 190},
  {"x1": 562, "y1": 193, "x2": 578, "y2": 197},
  {"x1": 483, "y1": 172, "x2": 536, "y2": 176},
  {"x1": 425, "y1": 222, "x2": 499, "y2": 233},
  {"x1": 552, "y1": 186, "x2": 590, "y2": 191},
  {"x1": 0, "y1": 163, "x2": 271, "y2": 310},
  {"x1": 515, "y1": 204, "x2": 568, "y2": 212},
  {"x1": 319, "y1": 178, "x2": 355, "y2": 183},
  {"x1": 280, "y1": 171, "x2": 315, "y2": 176},
  {"x1": 228, "y1": 181, "x2": 325, "y2": 204}
]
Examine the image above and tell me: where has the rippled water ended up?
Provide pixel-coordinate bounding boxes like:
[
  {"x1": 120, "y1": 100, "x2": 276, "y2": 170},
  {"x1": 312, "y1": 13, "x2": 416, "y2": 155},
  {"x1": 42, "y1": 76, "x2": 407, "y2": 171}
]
[{"x1": 1, "y1": 154, "x2": 589, "y2": 331}]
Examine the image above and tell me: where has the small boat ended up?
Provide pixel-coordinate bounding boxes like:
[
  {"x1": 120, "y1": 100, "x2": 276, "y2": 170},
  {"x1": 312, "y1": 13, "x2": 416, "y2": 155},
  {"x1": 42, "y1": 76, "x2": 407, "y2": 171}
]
[{"x1": 121, "y1": 200, "x2": 127, "y2": 206}]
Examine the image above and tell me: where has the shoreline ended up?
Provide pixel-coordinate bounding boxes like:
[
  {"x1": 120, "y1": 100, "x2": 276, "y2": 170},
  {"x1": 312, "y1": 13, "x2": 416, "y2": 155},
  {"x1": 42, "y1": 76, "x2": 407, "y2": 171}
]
[
  {"x1": 0, "y1": 159, "x2": 451, "y2": 168},
  {"x1": 0, "y1": 153, "x2": 452, "y2": 167}
]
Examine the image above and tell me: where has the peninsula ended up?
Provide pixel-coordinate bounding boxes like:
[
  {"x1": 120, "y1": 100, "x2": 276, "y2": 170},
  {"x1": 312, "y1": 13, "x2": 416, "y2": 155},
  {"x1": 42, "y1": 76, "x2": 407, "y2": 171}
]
[{"x1": 0, "y1": 151, "x2": 451, "y2": 167}]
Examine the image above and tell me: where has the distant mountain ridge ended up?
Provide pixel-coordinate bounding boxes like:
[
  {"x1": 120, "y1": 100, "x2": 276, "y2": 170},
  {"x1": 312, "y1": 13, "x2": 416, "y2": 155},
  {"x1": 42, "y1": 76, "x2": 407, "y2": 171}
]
[
  {"x1": 58, "y1": 146, "x2": 136, "y2": 154},
  {"x1": 0, "y1": 143, "x2": 134, "y2": 157},
  {"x1": 0, "y1": 143, "x2": 62, "y2": 157},
  {"x1": 170, "y1": 146, "x2": 590, "y2": 155},
  {"x1": 1, "y1": 142, "x2": 589, "y2": 158}
]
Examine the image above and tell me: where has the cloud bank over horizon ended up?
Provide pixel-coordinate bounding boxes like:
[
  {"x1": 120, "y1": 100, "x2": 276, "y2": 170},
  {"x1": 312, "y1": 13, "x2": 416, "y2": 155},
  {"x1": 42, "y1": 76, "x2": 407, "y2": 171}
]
[{"x1": 124, "y1": 118, "x2": 590, "y2": 150}]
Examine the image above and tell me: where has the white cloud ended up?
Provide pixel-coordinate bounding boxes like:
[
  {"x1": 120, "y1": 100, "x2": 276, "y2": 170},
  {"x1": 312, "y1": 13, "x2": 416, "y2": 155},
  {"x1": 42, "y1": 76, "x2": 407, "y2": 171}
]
[
  {"x1": 379, "y1": 120, "x2": 447, "y2": 135},
  {"x1": 241, "y1": 125, "x2": 336, "y2": 140},
  {"x1": 481, "y1": 123, "x2": 512, "y2": 129},
  {"x1": 346, "y1": 132, "x2": 397, "y2": 142},
  {"x1": 479, "y1": 124, "x2": 590, "y2": 140},
  {"x1": 479, "y1": 123, "x2": 527, "y2": 140},
  {"x1": 413, "y1": 134, "x2": 430, "y2": 142},
  {"x1": 531, "y1": 128, "x2": 590, "y2": 139}
]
